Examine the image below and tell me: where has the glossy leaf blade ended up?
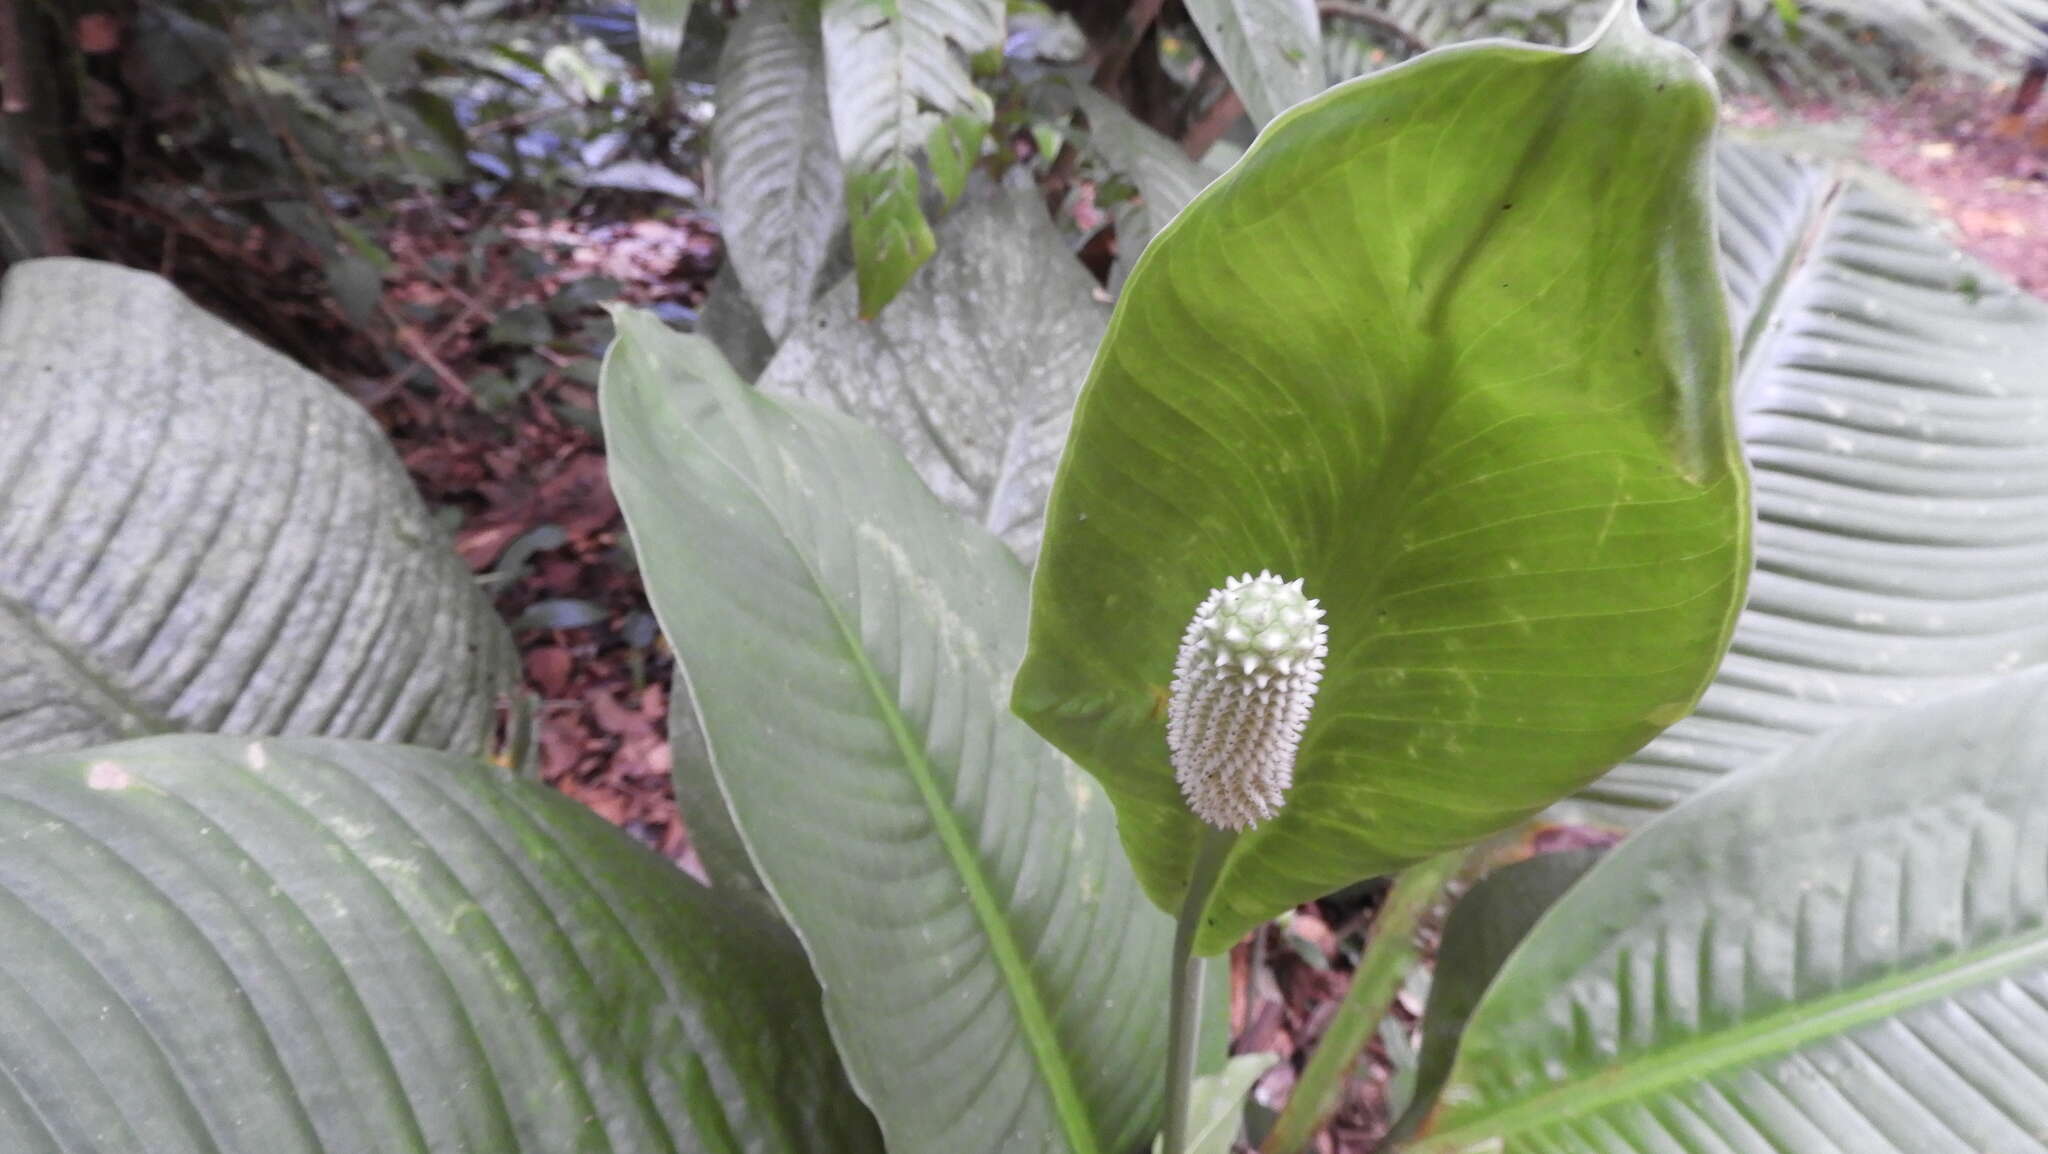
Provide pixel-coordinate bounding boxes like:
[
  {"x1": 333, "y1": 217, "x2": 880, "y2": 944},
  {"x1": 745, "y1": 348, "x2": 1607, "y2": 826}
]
[
  {"x1": 0, "y1": 259, "x2": 518, "y2": 759},
  {"x1": 758, "y1": 185, "x2": 1107, "y2": 562},
  {"x1": 602, "y1": 312, "x2": 1177, "y2": 1154},
  {"x1": 1585, "y1": 144, "x2": 2048, "y2": 820},
  {"x1": 1408, "y1": 670, "x2": 2048, "y2": 1153},
  {"x1": 0, "y1": 734, "x2": 881, "y2": 1154},
  {"x1": 1015, "y1": 14, "x2": 1749, "y2": 954}
]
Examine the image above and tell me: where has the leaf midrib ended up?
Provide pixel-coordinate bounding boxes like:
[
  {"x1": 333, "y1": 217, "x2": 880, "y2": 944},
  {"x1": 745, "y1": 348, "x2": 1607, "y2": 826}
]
[
  {"x1": 1730, "y1": 168, "x2": 1843, "y2": 404},
  {"x1": 0, "y1": 591, "x2": 175, "y2": 740},
  {"x1": 1410, "y1": 921, "x2": 2048, "y2": 1151},
  {"x1": 679, "y1": 389, "x2": 1104, "y2": 1154}
]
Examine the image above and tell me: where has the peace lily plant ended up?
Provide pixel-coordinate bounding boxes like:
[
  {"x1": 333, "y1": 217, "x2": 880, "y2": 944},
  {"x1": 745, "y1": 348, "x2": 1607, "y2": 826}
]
[
  {"x1": 6, "y1": 0, "x2": 2048, "y2": 1151},
  {"x1": 1010, "y1": 2, "x2": 1748, "y2": 1145}
]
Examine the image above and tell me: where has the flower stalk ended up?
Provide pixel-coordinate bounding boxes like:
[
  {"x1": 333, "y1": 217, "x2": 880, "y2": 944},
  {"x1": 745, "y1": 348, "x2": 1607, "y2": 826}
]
[{"x1": 1163, "y1": 825, "x2": 1234, "y2": 1154}]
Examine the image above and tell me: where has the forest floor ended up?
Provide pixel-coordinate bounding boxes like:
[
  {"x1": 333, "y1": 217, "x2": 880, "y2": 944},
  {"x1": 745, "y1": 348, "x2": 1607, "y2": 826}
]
[
  {"x1": 1731, "y1": 78, "x2": 2048, "y2": 293},
  {"x1": 349, "y1": 75, "x2": 2048, "y2": 1153}
]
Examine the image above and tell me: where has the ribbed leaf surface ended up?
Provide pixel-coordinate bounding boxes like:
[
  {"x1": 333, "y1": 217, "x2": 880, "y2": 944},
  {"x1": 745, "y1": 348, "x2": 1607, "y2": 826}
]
[
  {"x1": 1585, "y1": 145, "x2": 2048, "y2": 819},
  {"x1": 0, "y1": 734, "x2": 882, "y2": 1153},
  {"x1": 0, "y1": 259, "x2": 518, "y2": 760},
  {"x1": 711, "y1": 0, "x2": 841, "y2": 340},
  {"x1": 1407, "y1": 670, "x2": 2048, "y2": 1153},
  {"x1": 757, "y1": 185, "x2": 1106, "y2": 562},
  {"x1": 1184, "y1": 0, "x2": 1323, "y2": 126},
  {"x1": 603, "y1": 312, "x2": 1176, "y2": 1154},
  {"x1": 820, "y1": 0, "x2": 1002, "y2": 314}
]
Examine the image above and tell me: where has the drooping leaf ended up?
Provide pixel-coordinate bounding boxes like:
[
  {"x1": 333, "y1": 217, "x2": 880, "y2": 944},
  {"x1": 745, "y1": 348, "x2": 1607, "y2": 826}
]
[
  {"x1": 0, "y1": 259, "x2": 518, "y2": 760},
  {"x1": 1583, "y1": 144, "x2": 2048, "y2": 821},
  {"x1": 635, "y1": 0, "x2": 693, "y2": 106},
  {"x1": 695, "y1": 262, "x2": 779, "y2": 382},
  {"x1": 711, "y1": 0, "x2": 843, "y2": 339},
  {"x1": 0, "y1": 734, "x2": 882, "y2": 1154},
  {"x1": 1183, "y1": 0, "x2": 1323, "y2": 126},
  {"x1": 1384, "y1": 848, "x2": 1605, "y2": 1147},
  {"x1": 1402, "y1": 669, "x2": 2048, "y2": 1153},
  {"x1": 603, "y1": 311, "x2": 1179, "y2": 1154},
  {"x1": 819, "y1": 0, "x2": 1003, "y2": 315},
  {"x1": 1014, "y1": 12, "x2": 1749, "y2": 954},
  {"x1": 757, "y1": 184, "x2": 1106, "y2": 562}
]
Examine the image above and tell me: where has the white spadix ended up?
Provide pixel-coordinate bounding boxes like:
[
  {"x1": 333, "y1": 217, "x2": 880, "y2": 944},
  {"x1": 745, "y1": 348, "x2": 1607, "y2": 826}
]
[{"x1": 1166, "y1": 571, "x2": 1328, "y2": 830}]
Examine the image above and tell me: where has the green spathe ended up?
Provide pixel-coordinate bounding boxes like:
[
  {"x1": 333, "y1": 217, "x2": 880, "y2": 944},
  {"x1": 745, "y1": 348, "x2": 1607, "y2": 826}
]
[{"x1": 1012, "y1": 6, "x2": 1750, "y2": 955}]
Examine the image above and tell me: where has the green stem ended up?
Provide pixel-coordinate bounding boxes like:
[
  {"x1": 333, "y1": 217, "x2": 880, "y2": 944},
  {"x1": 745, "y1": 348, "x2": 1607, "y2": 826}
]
[
  {"x1": 1259, "y1": 851, "x2": 1464, "y2": 1154},
  {"x1": 1163, "y1": 826, "x2": 1235, "y2": 1154}
]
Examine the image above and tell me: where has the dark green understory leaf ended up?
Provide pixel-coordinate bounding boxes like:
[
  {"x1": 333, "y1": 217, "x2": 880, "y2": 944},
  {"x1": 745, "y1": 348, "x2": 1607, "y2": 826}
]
[
  {"x1": 1405, "y1": 670, "x2": 2048, "y2": 1153},
  {"x1": 819, "y1": 0, "x2": 1003, "y2": 315},
  {"x1": 0, "y1": 734, "x2": 882, "y2": 1154},
  {"x1": 1015, "y1": 11, "x2": 1749, "y2": 954},
  {"x1": 1385, "y1": 848, "x2": 1606, "y2": 1147},
  {"x1": 603, "y1": 311, "x2": 1179, "y2": 1154},
  {"x1": 0, "y1": 259, "x2": 518, "y2": 760}
]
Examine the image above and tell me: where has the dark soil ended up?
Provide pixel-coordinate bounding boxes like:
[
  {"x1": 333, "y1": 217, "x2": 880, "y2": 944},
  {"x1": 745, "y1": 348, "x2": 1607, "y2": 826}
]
[{"x1": 1732, "y1": 78, "x2": 2048, "y2": 294}]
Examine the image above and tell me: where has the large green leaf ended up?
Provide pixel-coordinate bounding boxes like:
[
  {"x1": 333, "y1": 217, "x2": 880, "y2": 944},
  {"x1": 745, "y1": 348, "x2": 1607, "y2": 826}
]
[
  {"x1": 0, "y1": 734, "x2": 881, "y2": 1153},
  {"x1": 711, "y1": 0, "x2": 842, "y2": 340},
  {"x1": 1583, "y1": 145, "x2": 2048, "y2": 821},
  {"x1": 1403, "y1": 668, "x2": 2048, "y2": 1153},
  {"x1": 757, "y1": 184, "x2": 1106, "y2": 562},
  {"x1": 1013, "y1": 11, "x2": 1749, "y2": 954},
  {"x1": 1183, "y1": 0, "x2": 1323, "y2": 127},
  {"x1": 820, "y1": 0, "x2": 1003, "y2": 315},
  {"x1": 0, "y1": 259, "x2": 518, "y2": 760},
  {"x1": 602, "y1": 312, "x2": 1179, "y2": 1154}
]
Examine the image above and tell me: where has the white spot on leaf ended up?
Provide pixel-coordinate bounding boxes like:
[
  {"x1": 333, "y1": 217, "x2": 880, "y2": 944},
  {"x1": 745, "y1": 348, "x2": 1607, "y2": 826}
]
[{"x1": 86, "y1": 762, "x2": 132, "y2": 791}]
